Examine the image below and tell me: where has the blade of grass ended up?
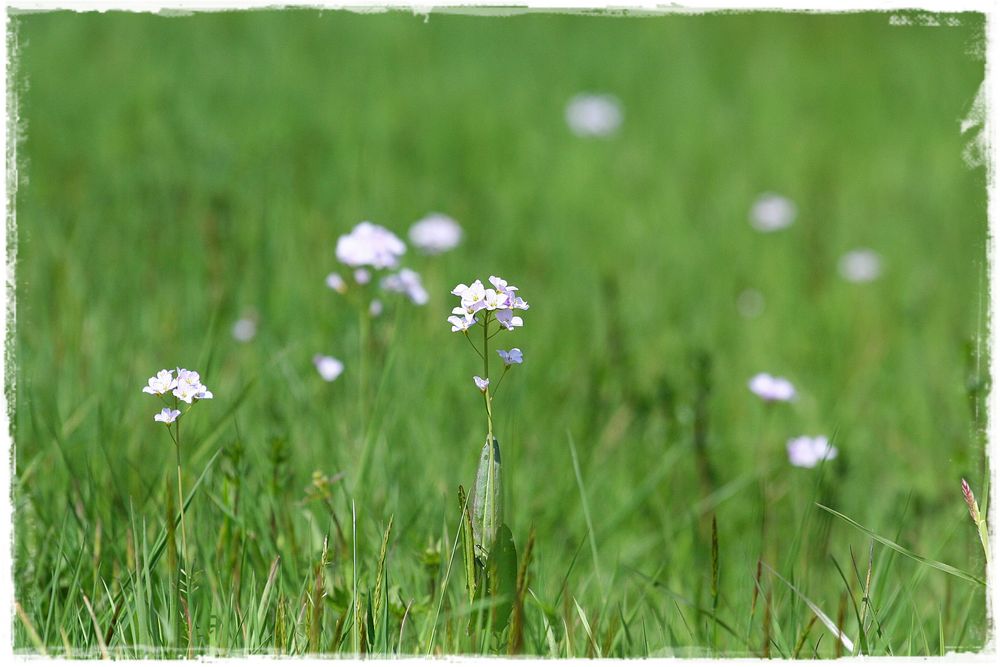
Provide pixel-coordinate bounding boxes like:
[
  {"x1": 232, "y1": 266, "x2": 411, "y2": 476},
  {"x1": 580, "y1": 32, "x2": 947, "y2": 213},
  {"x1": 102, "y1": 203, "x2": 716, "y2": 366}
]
[
  {"x1": 817, "y1": 504, "x2": 985, "y2": 586},
  {"x1": 762, "y1": 562, "x2": 855, "y2": 653}
]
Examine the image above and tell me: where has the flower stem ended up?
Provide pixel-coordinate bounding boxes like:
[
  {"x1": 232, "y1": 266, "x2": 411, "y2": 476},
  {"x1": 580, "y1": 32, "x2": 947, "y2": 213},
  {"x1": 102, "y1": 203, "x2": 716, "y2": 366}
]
[
  {"x1": 482, "y1": 313, "x2": 493, "y2": 439},
  {"x1": 174, "y1": 405, "x2": 188, "y2": 564}
]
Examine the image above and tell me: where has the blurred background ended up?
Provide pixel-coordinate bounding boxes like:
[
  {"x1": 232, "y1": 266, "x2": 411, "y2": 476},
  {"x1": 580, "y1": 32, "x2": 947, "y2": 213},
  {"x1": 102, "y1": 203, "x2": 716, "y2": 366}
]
[{"x1": 10, "y1": 9, "x2": 989, "y2": 656}]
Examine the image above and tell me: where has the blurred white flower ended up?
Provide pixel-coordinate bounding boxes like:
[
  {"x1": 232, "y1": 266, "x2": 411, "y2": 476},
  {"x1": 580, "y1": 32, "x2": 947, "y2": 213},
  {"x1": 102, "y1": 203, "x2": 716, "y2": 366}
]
[
  {"x1": 749, "y1": 193, "x2": 797, "y2": 232},
  {"x1": 497, "y1": 348, "x2": 523, "y2": 366},
  {"x1": 369, "y1": 299, "x2": 384, "y2": 317},
  {"x1": 154, "y1": 407, "x2": 181, "y2": 424},
  {"x1": 326, "y1": 272, "x2": 347, "y2": 293},
  {"x1": 737, "y1": 288, "x2": 765, "y2": 319},
  {"x1": 232, "y1": 317, "x2": 257, "y2": 343},
  {"x1": 381, "y1": 268, "x2": 429, "y2": 305},
  {"x1": 787, "y1": 435, "x2": 838, "y2": 468},
  {"x1": 838, "y1": 248, "x2": 882, "y2": 283},
  {"x1": 313, "y1": 355, "x2": 345, "y2": 382},
  {"x1": 142, "y1": 369, "x2": 177, "y2": 396},
  {"x1": 748, "y1": 373, "x2": 796, "y2": 402},
  {"x1": 565, "y1": 93, "x2": 623, "y2": 138},
  {"x1": 474, "y1": 376, "x2": 490, "y2": 392},
  {"x1": 409, "y1": 213, "x2": 462, "y2": 254},
  {"x1": 336, "y1": 221, "x2": 406, "y2": 270},
  {"x1": 354, "y1": 269, "x2": 372, "y2": 285},
  {"x1": 173, "y1": 368, "x2": 213, "y2": 403}
]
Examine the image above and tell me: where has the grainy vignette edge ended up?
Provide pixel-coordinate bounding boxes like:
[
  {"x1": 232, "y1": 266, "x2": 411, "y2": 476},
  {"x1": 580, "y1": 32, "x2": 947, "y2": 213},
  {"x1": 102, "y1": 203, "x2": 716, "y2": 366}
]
[
  {"x1": 0, "y1": 2, "x2": 996, "y2": 662},
  {"x1": 2, "y1": 7, "x2": 18, "y2": 659}
]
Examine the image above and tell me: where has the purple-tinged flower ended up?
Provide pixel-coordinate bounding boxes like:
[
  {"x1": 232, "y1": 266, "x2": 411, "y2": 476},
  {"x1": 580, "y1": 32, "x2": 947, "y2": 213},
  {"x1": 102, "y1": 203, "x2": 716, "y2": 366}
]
[
  {"x1": 381, "y1": 268, "x2": 429, "y2": 306},
  {"x1": 787, "y1": 436, "x2": 838, "y2": 468},
  {"x1": 354, "y1": 269, "x2": 371, "y2": 285},
  {"x1": 313, "y1": 355, "x2": 345, "y2": 382},
  {"x1": 748, "y1": 373, "x2": 796, "y2": 402},
  {"x1": 495, "y1": 309, "x2": 524, "y2": 331},
  {"x1": 370, "y1": 299, "x2": 384, "y2": 318},
  {"x1": 335, "y1": 221, "x2": 406, "y2": 270},
  {"x1": 154, "y1": 408, "x2": 181, "y2": 424},
  {"x1": 142, "y1": 369, "x2": 177, "y2": 396},
  {"x1": 473, "y1": 376, "x2": 490, "y2": 392},
  {"x1": 173, "y1": 368, "x2": 213, "y2": 403},
  {"x1": 489, "y1": 275, "x2": 529, "y2": 310},
  {"x1": 962, "y1": 478, "x2": 980, "y2": 524},
  {"x1": 448, "y1": 309, "x2": 477, "y2": 332},
  {"x1": 409, "y1": 213, "x2": 462, "y2": 255},
  {"x1": 497, "y1": 348, "x2": 523, "y2": 366}
]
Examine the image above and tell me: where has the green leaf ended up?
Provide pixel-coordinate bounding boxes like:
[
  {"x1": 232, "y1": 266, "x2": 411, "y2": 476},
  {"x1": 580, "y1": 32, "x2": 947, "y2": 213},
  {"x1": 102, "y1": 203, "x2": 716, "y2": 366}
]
[
  {"x1": 486, "y1": 524, "x2": 518, "y2": 634},
  {"x1": 458, "y1": 486, "x2": 477, "y2": 605},
  {"x1": 472, "y1": 437, "x2": 503, "y2": 558},
  {"x1": 817, "y1": 503, "x2": 986, "y2": 586}
]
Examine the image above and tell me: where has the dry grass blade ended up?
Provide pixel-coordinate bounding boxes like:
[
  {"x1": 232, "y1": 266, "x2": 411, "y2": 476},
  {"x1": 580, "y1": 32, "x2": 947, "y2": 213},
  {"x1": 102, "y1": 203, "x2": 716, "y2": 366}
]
[
  {"x1": 15, "y1": 601, "x2": 47, "y2": 655},
  {"x1": 81, "y1": 593, "x2": 110, "y2": 659}
]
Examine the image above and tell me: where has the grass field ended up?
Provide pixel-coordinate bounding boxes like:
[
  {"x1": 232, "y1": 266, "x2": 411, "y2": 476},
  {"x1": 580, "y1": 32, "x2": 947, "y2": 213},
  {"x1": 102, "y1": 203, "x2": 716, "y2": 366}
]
[{"x1": 8, "y1": 8, "x2": 991, "y2": 657}]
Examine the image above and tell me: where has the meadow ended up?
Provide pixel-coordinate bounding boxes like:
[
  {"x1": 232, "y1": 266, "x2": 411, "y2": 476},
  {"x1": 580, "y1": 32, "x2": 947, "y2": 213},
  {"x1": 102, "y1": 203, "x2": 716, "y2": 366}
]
[{"x1": 8, "y1": 8, "x2": 991, "y2": 657}]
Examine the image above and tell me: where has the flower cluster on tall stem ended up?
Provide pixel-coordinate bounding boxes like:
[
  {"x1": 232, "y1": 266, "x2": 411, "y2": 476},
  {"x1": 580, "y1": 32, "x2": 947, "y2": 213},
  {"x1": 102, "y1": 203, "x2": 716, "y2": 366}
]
[
  {"x1": 142, "y1": 367, "x2": 214, "y2": 601},
  {"x1": 449, "y1": 276, "x2": 527, "y2": 556}
]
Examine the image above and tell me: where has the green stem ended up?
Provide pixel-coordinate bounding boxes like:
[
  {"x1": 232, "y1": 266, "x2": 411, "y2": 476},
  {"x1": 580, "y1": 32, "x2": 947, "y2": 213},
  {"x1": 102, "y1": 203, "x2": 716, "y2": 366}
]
[
  {"x1": 358, "y1": 304, "x2": 370, "y2": 433},
  {"x1": 482, "y1": 313, "x2": 493, "y2": 439}
]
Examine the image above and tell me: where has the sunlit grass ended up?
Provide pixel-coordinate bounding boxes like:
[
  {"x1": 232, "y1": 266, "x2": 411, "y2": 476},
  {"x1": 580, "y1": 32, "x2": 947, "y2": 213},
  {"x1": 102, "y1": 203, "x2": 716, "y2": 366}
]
[{"x1": 9, "y1": 8, "x2": 989, "y2": 657}]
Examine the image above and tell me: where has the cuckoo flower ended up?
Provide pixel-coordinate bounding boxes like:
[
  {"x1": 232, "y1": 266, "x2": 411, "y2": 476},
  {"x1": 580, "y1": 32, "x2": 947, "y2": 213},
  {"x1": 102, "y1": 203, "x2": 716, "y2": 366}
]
[
  {"x1": 449, "y1": 275, "x2": 529, "y2": 559},
  {"x1": 565, "y1": 93, "x2": 623, "y2": 137},
  {"x1": 335, "y1": 221, "x2": 406, "y2": 270},
  {"x1": 497, "y1": 348, "x2": 523, "y2": 366},
  {"x1": 787, "y1": 436, "x2": 838, "y2": 468},
  {"x1": 155, "y1": 408, "x2": 181, "y2": 424},
  {"x1": 749, "y1": 193, "x2": 797, "y2": 232},
  {"x1": 748, "y1": 373, "x2": 796, "y2": 403},
  {"x1": 409, "y1": 213, "x2": 462, "y2": 255},
  {"x1": 381, "y1": 268, "x2": 429, "y2": 306},
  {"x1": 838, "y1": 248, "x2": 883, "y2": 283},
  {"x1": 143, "y1": 369, "x2": 177, "y2": 396},
  {"x1": 314, "y1": 355, "x2": 345, "y2": 382}
]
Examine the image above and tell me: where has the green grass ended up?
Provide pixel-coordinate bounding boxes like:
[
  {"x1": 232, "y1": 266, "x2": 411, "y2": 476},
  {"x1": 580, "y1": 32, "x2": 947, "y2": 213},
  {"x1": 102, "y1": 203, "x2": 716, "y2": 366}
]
[{"x1": 9, "y1": 8, "x2": 989, "y2": 657}]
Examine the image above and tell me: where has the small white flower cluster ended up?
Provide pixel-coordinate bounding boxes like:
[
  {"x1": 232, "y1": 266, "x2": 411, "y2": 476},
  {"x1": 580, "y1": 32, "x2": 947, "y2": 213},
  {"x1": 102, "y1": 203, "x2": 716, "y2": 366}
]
[
  {"x1": 336, "y1": 221, "x2": 406, "y2": 270},
  {"x1": 786, "y1": 435, "x2": 838, "y2": 468},
  {"x1": 381, "y1": 268, "x2": 429, "y2": 306},
  {"x1": 409, "y1": 213, "x2": 462, "y2": 255},
  {"x1": 327, "y1": 219, "x2": 456, "y2": 308},
  {"x1": 748, "y1": 372, "x2": 838, "y2": 469},
  {"x1": 748, "y1": 372, "x2": 796, "y2": 402},
  {"x1": 142, "y1": 368, "x2": 213, "y2": 424},
  {"x1": 323, "y1": 218, "x2": 456, "y2": 381},
  {"x1": 313, "y1": 355, "x2": 345, "y2": 382},
  {"x1": 448, "y1": 276, "x2": 529, "y2": 333}
]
